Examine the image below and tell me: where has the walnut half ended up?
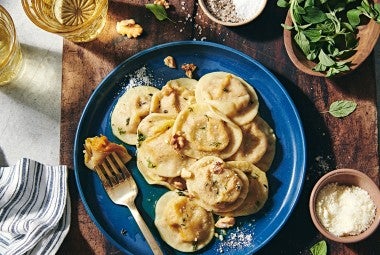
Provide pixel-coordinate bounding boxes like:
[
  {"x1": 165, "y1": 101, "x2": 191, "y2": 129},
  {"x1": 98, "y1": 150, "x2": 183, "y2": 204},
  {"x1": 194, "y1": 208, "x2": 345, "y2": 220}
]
[
  {"x1": 181, "y1": 63, "x2": 197, "y2": 78},
  {"x1": 164, "y1": 56, "x2": 177, "y2": 69},
  {"x1": 215, "y1": 216, "x2": 236, "y2": 229},
  {"x1": 154, "y1": 0, "x2": 170, "y2": 9},
  {"x1": 170, "y1": 131, "x2": 186, "y2": 151},
  {"x1": 116, "y1": 19, "x2": 143, "y2": 38}
]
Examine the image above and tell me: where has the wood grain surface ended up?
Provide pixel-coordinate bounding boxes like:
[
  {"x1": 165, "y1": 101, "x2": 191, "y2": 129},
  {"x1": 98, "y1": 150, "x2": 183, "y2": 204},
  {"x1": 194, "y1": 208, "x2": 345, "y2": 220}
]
[{"x1": 59, "y1": 1, "x2": 379, "y2": 254}]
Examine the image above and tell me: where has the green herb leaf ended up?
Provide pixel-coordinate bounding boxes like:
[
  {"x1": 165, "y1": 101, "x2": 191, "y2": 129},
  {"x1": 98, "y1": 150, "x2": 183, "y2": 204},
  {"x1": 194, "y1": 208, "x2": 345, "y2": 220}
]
[
  {"x1": 277, "y1": 0, "x2": 289, "y2": 8},
  {"x1": 347, "y1": 9, "x2": 362, "y2": 27},
  {"x1": 294, "y1": 31, "x2": 310, "y2": 55},
  {"x1": 145, "y1": 4, "x2": 174, "y2": 22},
  {"x1": 303, "y1": 6, "x2": 327, "y2": 24},
  {"x1": 329, "y1": 100, "x2": 357, "y2": 117},
  {"x1": 310, "y1": 240, "x2": 327, "y2": 255},
  {"x1": 278, "y1": 0, "x2": 379, "y2": 77}
]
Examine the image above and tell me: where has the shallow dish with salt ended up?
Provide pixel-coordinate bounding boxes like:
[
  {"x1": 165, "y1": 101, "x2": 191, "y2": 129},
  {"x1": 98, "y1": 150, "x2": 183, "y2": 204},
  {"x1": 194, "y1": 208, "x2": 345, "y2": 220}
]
[
  {"x1": 309, "y1": 169, "x2": 380, "y2": 243},
  {"x1": 198, "y1": 0, "x2": 267, "y2": 26}
]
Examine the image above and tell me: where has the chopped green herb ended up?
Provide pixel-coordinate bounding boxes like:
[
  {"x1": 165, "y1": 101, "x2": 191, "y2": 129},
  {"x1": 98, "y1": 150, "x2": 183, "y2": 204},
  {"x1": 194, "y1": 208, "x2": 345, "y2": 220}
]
[
  {"x1": 192, "y1": 241, "x2": 198, "y2": 251},
  {"x1": 126, "y1": 117, "x2": 130, "y2": 126},
  {"x1": 210, "y1": 141, "x2": 221, "y2": 147},
  {"x1": 147, "y1": 159, "x2": 156, "y2": 168},
  {"x1": 137, "y1": 132, "x2": 146, "y2": 147},
  {"x1": 177, "y1": 191, "x2": 186, "y2": 196},
  {"x1": 118, "y1": 127, "x2": 126, "y2": 135}
]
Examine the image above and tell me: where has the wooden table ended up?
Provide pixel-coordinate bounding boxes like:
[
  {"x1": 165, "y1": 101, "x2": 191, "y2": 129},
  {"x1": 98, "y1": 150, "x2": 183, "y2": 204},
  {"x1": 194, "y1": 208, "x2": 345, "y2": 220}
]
[{"x1": 58, "y1": 1, "x2": 379, "y2": 254}]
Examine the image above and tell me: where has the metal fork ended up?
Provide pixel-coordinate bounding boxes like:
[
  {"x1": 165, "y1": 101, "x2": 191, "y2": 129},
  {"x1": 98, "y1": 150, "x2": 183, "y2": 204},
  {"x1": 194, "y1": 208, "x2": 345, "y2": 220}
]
[{"x1": 92, "y1": 151, "x2": 163, "y2": 255}]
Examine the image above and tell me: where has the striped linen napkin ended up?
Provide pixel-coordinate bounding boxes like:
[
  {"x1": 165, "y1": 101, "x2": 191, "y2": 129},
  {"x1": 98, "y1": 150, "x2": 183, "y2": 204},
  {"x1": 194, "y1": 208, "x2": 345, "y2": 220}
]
[{"x1": 0, "y1": 158, "x2": 70, "y2": 255}]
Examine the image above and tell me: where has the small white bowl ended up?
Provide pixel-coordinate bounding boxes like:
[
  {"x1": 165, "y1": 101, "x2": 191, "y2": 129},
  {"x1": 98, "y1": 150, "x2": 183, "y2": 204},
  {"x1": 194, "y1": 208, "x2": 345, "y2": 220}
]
[{"x1": 198, "y1": 0, "x2": 267, "y2": 27}]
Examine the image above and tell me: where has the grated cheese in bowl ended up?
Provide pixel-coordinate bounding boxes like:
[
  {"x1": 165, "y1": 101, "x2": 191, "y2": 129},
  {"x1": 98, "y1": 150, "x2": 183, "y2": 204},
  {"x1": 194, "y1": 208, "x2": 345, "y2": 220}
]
[{"x1": 316, "y1": 182, "x2": 376, "y2": 237}]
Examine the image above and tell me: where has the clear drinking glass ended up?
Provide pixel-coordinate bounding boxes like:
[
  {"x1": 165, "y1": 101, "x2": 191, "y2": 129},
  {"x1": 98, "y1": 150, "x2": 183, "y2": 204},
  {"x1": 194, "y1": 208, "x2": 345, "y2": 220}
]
[
  {"x1": 0, "y1": 5, "x2": 23, "y2": 86},
  {"x1": 21, "y1": 0, "x2": 108, "y2": 43}
]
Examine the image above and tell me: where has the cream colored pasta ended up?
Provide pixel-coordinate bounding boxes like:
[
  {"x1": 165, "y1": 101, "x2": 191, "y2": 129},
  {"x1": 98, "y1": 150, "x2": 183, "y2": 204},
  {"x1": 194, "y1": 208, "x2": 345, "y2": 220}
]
[
  {"x1": 184, "y1": 156, "x2": 250, "y2": 213},
  {"x1": 150, "y1": 78, "x2": 197, "y2": 114},
  {"x1": 228, "y1": 116, "x2": 276, "y2": 171},
  {"x1": 171, "y1": 103, "x2": 242, "y2": 159},
  {"x1": 136, "y1": 113, "x2": 176, "y2": 146},
  {"x1": 105, "y1": 71, "x2": 276, "y2": 252},
  {"x1": 218, "y1": 161, "x2": 268, "y2": 217},
  {"x1": 155, "y1": 191, "x2": 215, "y2": 252},
  {"x1": 136, "y1": 157, "x2": 187, "y2": 190},
  {"x1": 111, "y1": 86, "x2": 159, "y2": 145},
  {"x1": 137, "y1": 126, "x2": 196, "y2": 178},
  {"x1": 195, "y1": 71, "x2": 259, "y2": 125}
]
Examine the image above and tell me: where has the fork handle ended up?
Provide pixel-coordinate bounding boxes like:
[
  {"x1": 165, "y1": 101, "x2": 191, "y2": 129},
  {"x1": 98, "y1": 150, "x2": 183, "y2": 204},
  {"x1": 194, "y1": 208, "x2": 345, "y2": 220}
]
[{"x1": 128, "y1": 203, "x2": 164, "y2": 255}]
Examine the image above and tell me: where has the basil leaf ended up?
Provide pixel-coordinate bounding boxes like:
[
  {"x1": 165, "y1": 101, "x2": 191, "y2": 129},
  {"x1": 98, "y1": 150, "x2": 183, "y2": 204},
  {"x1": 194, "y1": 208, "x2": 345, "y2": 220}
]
[
  {"x1": 145, "y1": 4, "x2": 173, "y2": 22},
  {"x1": 329, "y1": 100, "x2": 357, "y2": 117},
  {"x1": 310, "y1": 240, "x2": 327, "y2": 255}
]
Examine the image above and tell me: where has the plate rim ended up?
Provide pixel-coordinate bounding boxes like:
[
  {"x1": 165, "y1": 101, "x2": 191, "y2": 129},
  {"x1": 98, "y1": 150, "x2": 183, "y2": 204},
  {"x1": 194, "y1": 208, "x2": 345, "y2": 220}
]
[{"x1": 73, "y1": 40, "x2": 307, "y2": 255}]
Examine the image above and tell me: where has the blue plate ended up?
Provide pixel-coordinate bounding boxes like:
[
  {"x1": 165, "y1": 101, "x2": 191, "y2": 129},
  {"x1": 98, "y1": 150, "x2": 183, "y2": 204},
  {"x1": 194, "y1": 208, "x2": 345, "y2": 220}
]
[{"x1": 74, "y1": 41, "x2": 306, "y2": 255}]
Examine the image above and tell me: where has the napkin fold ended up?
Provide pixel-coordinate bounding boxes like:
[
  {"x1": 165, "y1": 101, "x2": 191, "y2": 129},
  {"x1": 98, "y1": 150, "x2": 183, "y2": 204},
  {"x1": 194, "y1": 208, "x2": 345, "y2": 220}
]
[{"x1": 0, "y1": 158, "x2": 70, "y2": 255}]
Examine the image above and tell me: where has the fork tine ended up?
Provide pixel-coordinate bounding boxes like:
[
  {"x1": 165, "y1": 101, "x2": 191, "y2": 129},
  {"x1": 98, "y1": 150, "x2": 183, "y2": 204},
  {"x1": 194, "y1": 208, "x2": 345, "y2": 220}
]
[
  {"x1": 101, "y1": 160, "x2": 119, "y2": 186},
  {"x1": 94, "y1": 165, "x2": 112, "y2": 188},
  {"x1": 83, "y1": 144, "x2": 116, "y2": 186},
  {"x1": 111, "y1": 152, "x2": 131, "y2": 179},
  {"x1": 105, "y1": 154, "x2": 125, "y2": 182}
]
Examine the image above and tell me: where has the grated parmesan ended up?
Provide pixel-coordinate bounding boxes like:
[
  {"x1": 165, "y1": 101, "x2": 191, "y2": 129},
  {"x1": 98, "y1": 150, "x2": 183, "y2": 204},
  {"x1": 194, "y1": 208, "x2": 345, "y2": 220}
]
[{"x1": 316, "y1": 182, "x2": 376, "y2": 236}]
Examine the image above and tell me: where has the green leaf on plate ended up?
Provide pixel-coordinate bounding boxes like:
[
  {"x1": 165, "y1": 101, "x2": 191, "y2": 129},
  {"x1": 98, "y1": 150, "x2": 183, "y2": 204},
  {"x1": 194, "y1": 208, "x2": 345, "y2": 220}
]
[
  {"x1": 310, "y1": 240, "x2": 327, "y2": 255},
  {"x1": 329, "y1": 100, "x2": 357, "y2": 117}
]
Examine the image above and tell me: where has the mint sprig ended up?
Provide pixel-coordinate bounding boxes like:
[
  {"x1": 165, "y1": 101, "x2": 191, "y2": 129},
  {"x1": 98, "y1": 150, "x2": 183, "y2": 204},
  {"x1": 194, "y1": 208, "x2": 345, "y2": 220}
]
[{"x1": 277, "y1": 0, "x2": 380, "y2": 77}]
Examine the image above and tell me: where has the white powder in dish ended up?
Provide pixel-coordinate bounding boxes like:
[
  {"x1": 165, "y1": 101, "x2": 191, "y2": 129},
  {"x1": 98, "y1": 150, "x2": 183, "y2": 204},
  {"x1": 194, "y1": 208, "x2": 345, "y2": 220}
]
[
  {"x1": 232, "y1": 0, "x2": 266, "y2": 20},
  {"x1": 204, "y1": 0, "x2": 265, "y2": 23},
  {"x1": 316, "y1": 182, "x2": 376, "y2": 237}
]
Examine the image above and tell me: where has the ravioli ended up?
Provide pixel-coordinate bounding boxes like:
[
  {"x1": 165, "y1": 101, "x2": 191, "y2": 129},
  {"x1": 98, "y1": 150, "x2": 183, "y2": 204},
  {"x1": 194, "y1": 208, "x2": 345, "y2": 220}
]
[
  {"x1": 228, "y1": 116, "x2": 276, "y2": 171},
  {"x1": 155, "y1": 191, "x2": 214, "y2": 252},
  {"x1": 255, "y1": 119, "x2": 276, "y2": 171},
  {"x1": 195, "y1": 72, "x2": 259, "y2": 125},
  {"x1": 111, "y1": 85, "x2": 159, "y2": 145},
  {"x1": 184, "y1": 156, "x2": 249, "y2": 213},
  {"x1": 136, "y1": 113, "x2": 176, "y2": 146},
  {"x1": 137, "y1": 125, "x2": 196, "y2": 178},
  {"x1": 171, "y1": 103, "x2": 242, "y2": 159},
  {"x1": 150, "y1": 78, "x2": 197, "y2": 114},
  {"x1": 218, "y1": 161, "x2": 268, "y2": 217}
]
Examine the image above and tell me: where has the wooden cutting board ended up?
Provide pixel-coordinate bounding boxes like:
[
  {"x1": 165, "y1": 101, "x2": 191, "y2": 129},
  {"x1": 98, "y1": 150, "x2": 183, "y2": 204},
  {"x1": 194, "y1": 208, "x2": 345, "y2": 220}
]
[{"x1": 59, "y1": 1, "x2": 379, "y2": 254}]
